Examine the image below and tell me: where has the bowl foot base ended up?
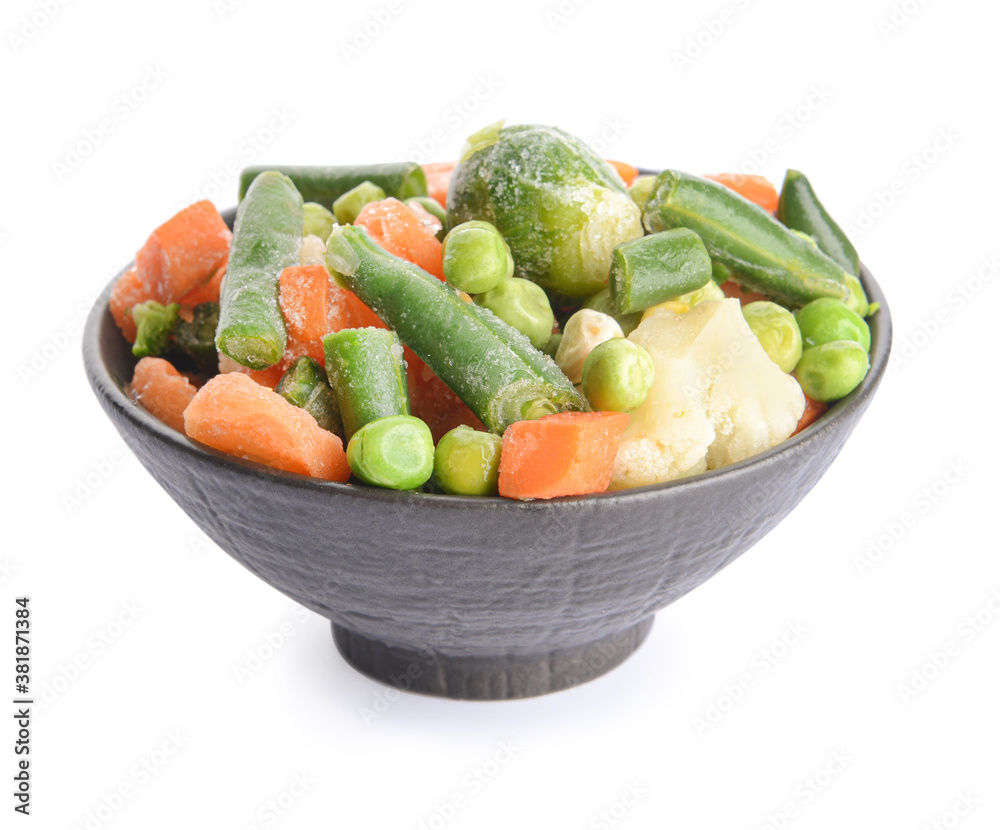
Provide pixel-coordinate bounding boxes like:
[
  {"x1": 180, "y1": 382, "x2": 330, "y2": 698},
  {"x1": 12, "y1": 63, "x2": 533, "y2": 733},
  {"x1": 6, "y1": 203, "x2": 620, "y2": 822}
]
[{"x1": 331, "y1": 617, "x2": 654, "y2": 700}]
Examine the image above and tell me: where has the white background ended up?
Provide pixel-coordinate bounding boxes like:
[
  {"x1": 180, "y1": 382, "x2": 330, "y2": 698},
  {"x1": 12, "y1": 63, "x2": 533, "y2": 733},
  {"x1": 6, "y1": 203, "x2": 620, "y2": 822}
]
[{"x1": 4, "y1": 0, "x2": 998, "y2": 827}]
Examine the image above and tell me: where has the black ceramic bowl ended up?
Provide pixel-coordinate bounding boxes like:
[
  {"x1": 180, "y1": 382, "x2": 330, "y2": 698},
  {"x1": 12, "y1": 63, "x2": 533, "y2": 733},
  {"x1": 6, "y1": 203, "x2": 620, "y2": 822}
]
[{"x1": 84, "y1": 206, "x2": 891, "y2": 700}]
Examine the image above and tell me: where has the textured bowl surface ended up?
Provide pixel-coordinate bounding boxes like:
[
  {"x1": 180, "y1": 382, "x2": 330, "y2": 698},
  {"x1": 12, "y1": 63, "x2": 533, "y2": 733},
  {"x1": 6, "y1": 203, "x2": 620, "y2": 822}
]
[{"x1": 83, "y1": 207, "x2": 891, "y2": 699}]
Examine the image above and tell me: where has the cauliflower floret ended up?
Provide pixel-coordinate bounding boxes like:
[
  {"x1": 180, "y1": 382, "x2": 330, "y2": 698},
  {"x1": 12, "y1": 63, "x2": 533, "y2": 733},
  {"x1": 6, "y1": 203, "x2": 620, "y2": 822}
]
[
  {"x1": 300, "y1": 233, "x2": 328, "y2": 266},
  {"x1": 610, "y1": 299, "x2": 805, "y2": 489}
]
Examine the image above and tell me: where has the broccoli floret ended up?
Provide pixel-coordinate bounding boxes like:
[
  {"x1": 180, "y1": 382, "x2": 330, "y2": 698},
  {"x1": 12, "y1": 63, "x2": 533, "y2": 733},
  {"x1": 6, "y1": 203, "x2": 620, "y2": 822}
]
[
  {"x1": 172, "y1": 302, "x2": 220, "y2": 372},
  {"x1": 131, "y1": 301, "x2": 180, "y2": 359}
]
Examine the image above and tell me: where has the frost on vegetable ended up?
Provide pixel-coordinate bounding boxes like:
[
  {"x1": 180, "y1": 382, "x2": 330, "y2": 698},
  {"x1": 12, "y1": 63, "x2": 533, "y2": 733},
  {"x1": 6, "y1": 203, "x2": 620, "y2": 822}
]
[
  {"x1": 610, "y1": 299, "x2": 805, "y2": 490},
  {"x1": 447, "y1": 124, "x2": 643, "y2": 298}
]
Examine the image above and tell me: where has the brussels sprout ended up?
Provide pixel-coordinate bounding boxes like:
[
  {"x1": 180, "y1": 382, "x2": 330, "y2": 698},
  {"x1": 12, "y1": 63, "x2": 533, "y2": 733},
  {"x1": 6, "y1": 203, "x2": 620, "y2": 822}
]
[{"x1": 447, "y1": 123, "x2": 643, "y2": 298}]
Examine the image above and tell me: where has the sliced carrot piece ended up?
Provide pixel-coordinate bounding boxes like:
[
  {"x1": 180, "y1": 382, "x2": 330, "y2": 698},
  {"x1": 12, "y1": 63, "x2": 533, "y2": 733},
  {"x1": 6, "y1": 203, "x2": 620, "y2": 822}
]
[
  {"x1": 131, "y1": 357, "x2": 198, "y2": 433},
  {"x1": 791, "y1": 393, "x2": 828, "y2": 436},
  {"x1": 421, "y1": 161, "x2": 456, "y2": 208},
  {"x1": 183, "y1": 372, "x2": 349, "y2": 481},
  {"x1": 280, "y1": 266, "x2": 330, "y2": 343},
  {"x1": 331, "y1": 285, "x2": 388, "y2": 331},
  {"x1": 355, "y1": 198, "x2": 445, "y2": 280},
  {"x1": 607, "y1": 160, "x2": 639, "y2": 187},
  {"x1": 135, "y1": 200, "x2": 232, "y2": 299},
  {"x1": 407, "y1": 200, "x2": 443, "y2": 238},
  {"x1": 109, "y1": 266, "x2": 148, "y2": 342},
  {"x1": 720, "y1": 279, "x2": 768, "y2": 306},
  {"x1": 110, "y1": 201, "x2": 231, "y2": 342},
  {"x1": 403, "y1": 346, "x2": 484, "y2": 443},
  {"x1": 498, "y1": 411, "x2": 630, "y2": 500},
  {"x1": 705, "y1": 173, "x2": 779, "y2": 214},
  {"x1": 178, "y1": 260, "x2": 227, "y2": 306}
]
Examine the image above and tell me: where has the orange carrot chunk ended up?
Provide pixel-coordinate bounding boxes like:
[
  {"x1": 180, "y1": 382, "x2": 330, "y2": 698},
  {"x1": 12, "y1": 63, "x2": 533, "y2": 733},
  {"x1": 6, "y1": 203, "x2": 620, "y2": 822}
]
[
  {"x1": 178, "y1": 260, "x2": 227, "y2": 307},
  {"x1": 791, "y1": 393, "x2": 828, "y2": 436},
  {"x1": 110, "y1": 201, "x2": 231, "y2": 342},
  {"x1": 135, "y1": 200, "x2": 232, "y2": 299},
  {"x1": 421, "y1": 161, "x2": 457, "y2": 208},
  {"x1": 131, "y1": 357, "x2": 198, "y2": 433},
  {"x1": 607, "y1": 160, "x2": 640, "y2": 187},
  {"x1": 109, "y1": 266, "x2": 147, "y2": 342},
  {"x1": 404, "y1": 346, "x2": 485, "y2": 443},
  {"x1": 705, "y1": 173, "x2": 779, "y2": 214},
  {"x1": 498, "y1": 411, "x2": 630, "y2": 500},
  {"x1": 355, "y1": 198, "x2": 445, "y2": 280},
  {"x1": 183, "y1": 372, "x2": 350, "y2": 482},
  {"x1": 280, "y1": 265, "x2": 330, "y2": 343},
  {"x1": 720, "y1": 279, "x2": 768, "y2": 306},
  {"x1": 331, "y1": 284, "x2": 388, "y2": 331}
]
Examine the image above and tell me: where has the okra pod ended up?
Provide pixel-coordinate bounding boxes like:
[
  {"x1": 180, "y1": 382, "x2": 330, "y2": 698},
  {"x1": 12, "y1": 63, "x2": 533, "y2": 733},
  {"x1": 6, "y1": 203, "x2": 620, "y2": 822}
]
[
  {"x1": 216, "y1": 171, "x2": 303, "y2": 369},
  {"x1": 239, "y1": 163, "x2": 427, "y2": 207},
  {"x1": 322, "y1": 328, "x2": 410, "y2": 441},
  {"x1": 275, "y1": 356, "x2": 343, "y2": 436},
  {"x1": 324, "y1": 225, "x2": 587, "y2": 434},
  {"x1": 643, "y1": 170, "x2": 863, "y2": 309},
  {"x1": 609, "y1": 228, "x2": 712, "y2": 314},
  {"x1": 777, "y1": 169, "x2": 860, "y2": 277}
]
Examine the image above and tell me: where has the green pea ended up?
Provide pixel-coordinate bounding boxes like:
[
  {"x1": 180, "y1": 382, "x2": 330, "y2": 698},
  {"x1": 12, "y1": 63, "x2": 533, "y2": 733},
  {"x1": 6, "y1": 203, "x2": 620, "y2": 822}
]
[
  {"x1": 742, "y1": 301, "x2": 803, "y2": 373},
  {"x1": 333, "y1": 180, "x2": 387, "y2": 225},
  {"x1": 581, "y1": 338, "x2": 655, "y2": 413},
  {"x1": 346, "y1": 414, "x2": 434, "y2": 490},
  {"x1": 795, "y1": 341, "x2": 869, "y2": 402},
  {"x1": 433, "y1": 425, "x2": 502, "y2": 497},
  {"x1": 582, "y1": 287, "x2": 642, "y2": 336},
  {"x1": 795, "y1": 297, "x2": 871, "y2": 352},
  {"x1": 627, "y1": 175, "x2": 657, "y2": 208},
  {"x1": 302, "y1": 202, "x2": 335, "y2": 240},
  {"x1": 675, "y1": 278, "x2": 726, "y2": 309},
  {"x1": 442, "y1": 220, "x2": 514, "y2": 294},
  {"x1": 474, "y1": 277, "x2": 554, "y2": 350}
]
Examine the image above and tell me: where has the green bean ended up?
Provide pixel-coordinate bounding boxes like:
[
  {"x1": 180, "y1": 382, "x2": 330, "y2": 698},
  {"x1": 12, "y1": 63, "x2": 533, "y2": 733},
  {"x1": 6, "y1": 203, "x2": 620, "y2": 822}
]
[
  {"x1": 778, "y1": 169, "x2": 861, "y2": 277},
  {"x1": 217, "y1": 171, "x2": 302, "y2": 369},
  {"x1": 171, "y1": 302, "x2": 220, "y2": 373},
  {"x1": 347, "y1": 415, "x2": 434, "y2": 490},
  {"x1": 322, "y1": 328, "x2": 410, "y2": 441},
  {"x1": 609, "y1": 228, "x2": 713, "y2": 314},
  {"x1": 643, "y1": 169, "x2": 862, "y2": 310},
  {"x1": 275, "y1": 356, "x2": 343, "y2": 436},
  {"x1": 324, "y1": 225, "x2": 586, "y2": 434},
  {"x1": 239, "y1": 163, "x2": 427, "y2": 205}
]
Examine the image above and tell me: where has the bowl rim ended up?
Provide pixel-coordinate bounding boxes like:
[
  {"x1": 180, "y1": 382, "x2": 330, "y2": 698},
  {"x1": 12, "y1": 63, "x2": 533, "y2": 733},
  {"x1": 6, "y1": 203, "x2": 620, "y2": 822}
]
[{"x1": 83, "y1": 207, "x2": 892, "y2": 509}]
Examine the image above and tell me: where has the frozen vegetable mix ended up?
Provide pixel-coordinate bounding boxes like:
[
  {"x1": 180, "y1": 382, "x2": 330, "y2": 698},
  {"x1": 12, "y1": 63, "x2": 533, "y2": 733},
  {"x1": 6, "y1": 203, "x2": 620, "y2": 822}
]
[{"x1": 108, "y1": 119, "x2": 878, "y2": 498}]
